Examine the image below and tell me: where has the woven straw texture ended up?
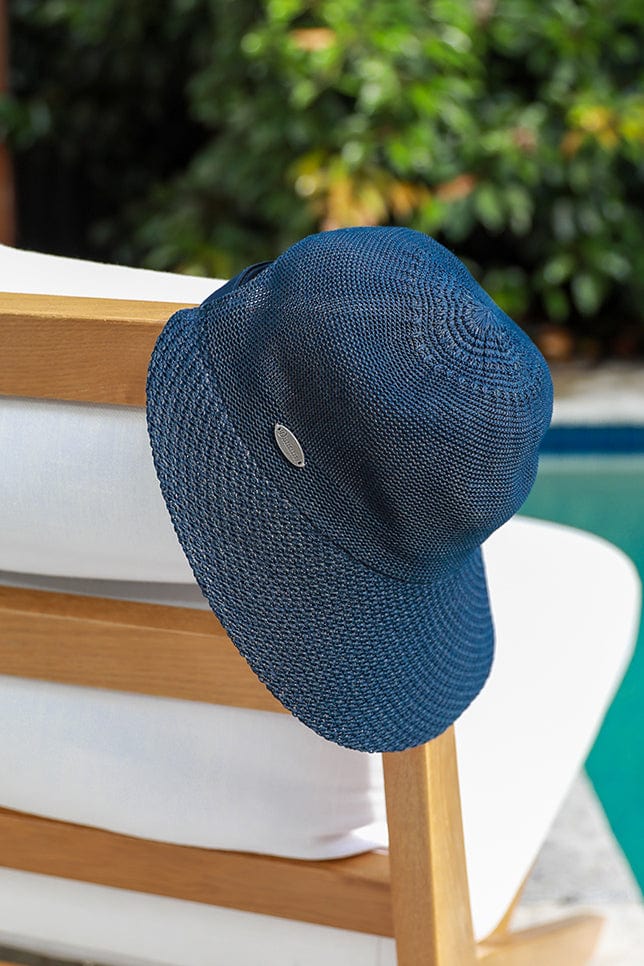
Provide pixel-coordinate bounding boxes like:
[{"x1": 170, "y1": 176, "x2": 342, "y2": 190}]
[{"x1": 146, "y1": 227, "x2": 552, "y2": 752}]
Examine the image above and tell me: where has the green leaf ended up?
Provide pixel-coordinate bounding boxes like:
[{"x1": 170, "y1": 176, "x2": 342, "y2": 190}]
[
  {"x1": 543, "y1": 287, "x2": 570, "y2": 322},
  {"x1": 571, "y1": 272, "x2": 604, "y2": 316},
  {"x1": 474, "y1": 184, "x2": 505, "y2": 231},
  {"x1": 6, "y1": 0, "x2": 644, "y2": 338},
  {"x1": 542, "y1": 253, "x2": 575, "y2": 285}
]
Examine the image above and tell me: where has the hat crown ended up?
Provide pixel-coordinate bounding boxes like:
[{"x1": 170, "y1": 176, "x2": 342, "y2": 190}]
[{"x1": 201, "y1": 227, "x2": 552, "y2": 582}]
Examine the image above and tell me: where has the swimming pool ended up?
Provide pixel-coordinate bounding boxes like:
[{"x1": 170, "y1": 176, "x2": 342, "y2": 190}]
[{"x1": 521, "y1": 426, "x2": 644, "y2": 890}]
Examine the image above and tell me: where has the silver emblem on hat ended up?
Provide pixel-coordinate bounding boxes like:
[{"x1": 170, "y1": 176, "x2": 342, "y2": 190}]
[{"x1": 274, "y1": 423, "x2": 305, "y2": 468}]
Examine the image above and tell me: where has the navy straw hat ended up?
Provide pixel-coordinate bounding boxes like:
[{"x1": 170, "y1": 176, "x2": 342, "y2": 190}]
[{"x1": 146, "y1": 227, "x2": 552, "y2": 753}]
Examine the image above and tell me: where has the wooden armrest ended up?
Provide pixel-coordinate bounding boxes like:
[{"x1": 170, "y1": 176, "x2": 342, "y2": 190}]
[{"x1": 0, "y1": 291, "x2": 192, "y2": 406}]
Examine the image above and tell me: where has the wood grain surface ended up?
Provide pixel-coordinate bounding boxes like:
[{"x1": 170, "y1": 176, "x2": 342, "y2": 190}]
[
  {"x1": 0, "y1": 585, "x2": 285, "y2": 712},
  {"x1": 0, "y1": 807, "x2": 393, "y2": 937},
  {"x1": 0, "y1": 292, "x2": 190, "y2": 405}
]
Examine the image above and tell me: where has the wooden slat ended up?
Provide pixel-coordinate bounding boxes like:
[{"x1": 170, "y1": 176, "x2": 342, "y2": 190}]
[
  {"x1": 383, "y1": 727, "x2": 476, "y2": 966},
  {"x1": 0, "y1": 585, "x2": 285, "y2": 713},
  {"x1": 0, "y1": 807, "x2": 393, "y2": 937},
  {"x1": 477, "y1": 914, "x2": 603, "y2": 965},
  {"x1": 0, "y1": 292, "x2": 191, "y2": 405},
  {"x1": 485, "y1": 865, "x2": 536, "y2": 940}
]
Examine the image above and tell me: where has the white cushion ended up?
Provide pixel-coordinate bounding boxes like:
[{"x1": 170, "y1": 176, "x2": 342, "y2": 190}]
[
  {"x1": 0, "y1": 868, "x2": 398, "y2": 966},
  {"x1": 0, "y1": 395, "x2": 198, "y2": 581},
  {"x1": 0, "y1": 242, "x2": 220, "y2": 303}
]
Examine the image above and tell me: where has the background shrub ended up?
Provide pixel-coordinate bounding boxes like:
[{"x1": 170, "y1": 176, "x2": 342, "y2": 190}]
[{"x1": 3, "y1": 0, "x2": 644, "y2": 355}]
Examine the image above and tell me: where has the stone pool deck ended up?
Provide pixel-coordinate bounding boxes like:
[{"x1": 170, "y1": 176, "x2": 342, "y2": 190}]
[
  {"x1": 516, "y1": 773, "x2": 643, "y2": 965},
  {"x1": 551, "y1": 362, "x2": 644, "y2": 425}
]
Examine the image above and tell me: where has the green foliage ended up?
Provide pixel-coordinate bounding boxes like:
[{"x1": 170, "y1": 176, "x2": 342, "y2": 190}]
[{"x1": 3, "y1": 0, "x2": 644, "y2": 344}]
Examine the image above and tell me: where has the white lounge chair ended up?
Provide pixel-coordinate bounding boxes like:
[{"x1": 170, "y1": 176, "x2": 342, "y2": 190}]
[{"x1": 0, "y1": 245, "x2": 640, "y2": 965}]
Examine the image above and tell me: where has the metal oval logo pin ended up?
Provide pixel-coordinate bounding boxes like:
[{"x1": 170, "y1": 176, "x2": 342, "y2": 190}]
[{"x1": 274, "y1": 423, "x2": 305, "y2": 468}]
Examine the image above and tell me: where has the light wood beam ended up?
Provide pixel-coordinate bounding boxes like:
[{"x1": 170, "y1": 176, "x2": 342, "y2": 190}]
[
  {"x1": 0, "y1": 807, "x2": 393, "y2": 937},
  {"x1": 0, "y1": 585, "x2": 285, "y2": 713},
  {"x1": 0, "y1": 292, "x2": 188, "y2": 405},
  {"x1": 477, "y1": 913, "x2": 603, "y2": 965},
  {"x1": 383, "y1": 726, "x2": 477, "y2": 966}
]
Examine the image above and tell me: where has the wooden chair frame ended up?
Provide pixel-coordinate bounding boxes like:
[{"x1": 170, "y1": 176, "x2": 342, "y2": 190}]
[{"x1": 0, "y1": 291, "x2": 603, "y2": 965}]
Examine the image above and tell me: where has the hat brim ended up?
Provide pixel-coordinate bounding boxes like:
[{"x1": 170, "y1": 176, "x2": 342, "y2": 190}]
[{"x1": 146, "y1": 305, "x2": 494, "y2": 752}]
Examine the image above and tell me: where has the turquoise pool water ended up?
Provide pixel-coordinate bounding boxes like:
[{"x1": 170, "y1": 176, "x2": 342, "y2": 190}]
[{"x1": 521, "y1": 439, "x2": 644, "y2": 889}]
